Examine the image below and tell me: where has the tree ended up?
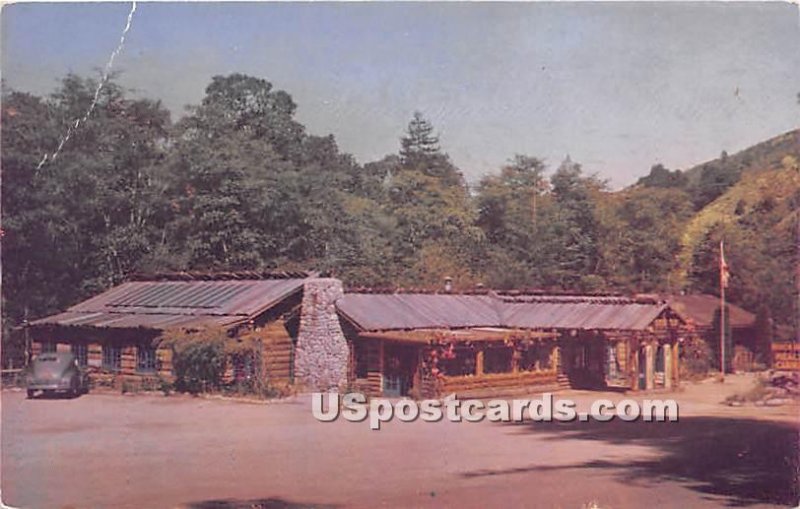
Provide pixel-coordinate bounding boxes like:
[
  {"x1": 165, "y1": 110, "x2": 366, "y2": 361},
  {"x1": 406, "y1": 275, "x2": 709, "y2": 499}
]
[
  {"x1": 540, "y1": 157, "x2": 604, "y2": 289},
  {"x1": 636, "y1": 164, "x2": 688, "y2": 189},
  {"x1": 161, "y1": 74, "x2": 396, "y2": 285},
  {"x1": 399, "y1": 111, "x2": 462, "y2": 186},
  {"x1": 383, "y1": 112, "x2": 483, "y2": 287},
  {"x1": 475, "y1": 155, "x2": 547, "y2": 287},
  {"x1": 400, "y1": 112, "x2": 440, "y2": 163},
  {"x1": 691, "y1": 161, "x2": 743, "y2": 209},
  {"x1": 753, "y1": 305, "x2": 773, "y2": 366},
  {"x1": 598, "y1": 187, "x2": 693, "y2": 292},
  {"x1": 2, "y1": 75, "x2": 171, "y2": 320}
]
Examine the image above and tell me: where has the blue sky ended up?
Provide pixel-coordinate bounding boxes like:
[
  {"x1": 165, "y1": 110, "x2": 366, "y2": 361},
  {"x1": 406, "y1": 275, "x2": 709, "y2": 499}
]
[{"x1": 2, "y1": 2, "x2": 799, "y2": 188}]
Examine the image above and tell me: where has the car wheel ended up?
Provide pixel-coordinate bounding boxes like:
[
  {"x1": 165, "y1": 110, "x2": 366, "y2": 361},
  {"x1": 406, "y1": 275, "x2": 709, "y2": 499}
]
[{"x1": 26, "y1": 389, "x2": 35, "y2": 399}]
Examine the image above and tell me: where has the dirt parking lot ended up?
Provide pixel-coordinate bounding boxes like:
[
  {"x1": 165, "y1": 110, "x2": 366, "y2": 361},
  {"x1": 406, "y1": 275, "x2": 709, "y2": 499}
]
[{"x1": 2, "y1": 374, "x2": 797, "y2": 509}]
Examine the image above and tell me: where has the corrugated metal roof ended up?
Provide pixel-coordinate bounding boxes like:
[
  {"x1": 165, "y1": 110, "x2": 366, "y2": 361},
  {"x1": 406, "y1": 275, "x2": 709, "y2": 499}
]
[
  {"x1": 502, "y1": 302, "x2": 667, "y2": 331},
  {"x1": 337, "y1": 294, "x2": 504, "y2": 331},
  {"x1": 338, "y1": 293, "x2": 669, "y2": 332},
  {"x1": 30, "y1": 279, "x2": 306, "y2": 331},
  {"x1": 30, "y1": 311, "x2": 245, "y2": 330}
]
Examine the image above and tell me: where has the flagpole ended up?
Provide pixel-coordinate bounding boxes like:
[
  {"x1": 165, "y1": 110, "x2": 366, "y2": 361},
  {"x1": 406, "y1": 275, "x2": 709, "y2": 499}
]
[{"x1": 720, "y1": 240, "x2": 726, "y2": 382}]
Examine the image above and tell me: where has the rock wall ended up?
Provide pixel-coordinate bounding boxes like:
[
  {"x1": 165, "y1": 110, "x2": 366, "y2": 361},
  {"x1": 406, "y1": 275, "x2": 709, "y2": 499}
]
[{"x1": 294, "y1": 278, "x2": 348, "y2": 391}]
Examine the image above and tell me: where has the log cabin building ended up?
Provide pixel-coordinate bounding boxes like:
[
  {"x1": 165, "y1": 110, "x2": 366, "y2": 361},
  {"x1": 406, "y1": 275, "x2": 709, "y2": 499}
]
[
  {"x1": 665, "y1": 294, "x2": 758, "y2": 371},
  {"x1": 337, "y1": 292, "x2": 692, "y2": 398},
  {"x1": 25, "y1": 272, "x2": 311, "y2": 390},
  {"x1": 25, "y1": 273, "x2": 697, "y2": 397}
]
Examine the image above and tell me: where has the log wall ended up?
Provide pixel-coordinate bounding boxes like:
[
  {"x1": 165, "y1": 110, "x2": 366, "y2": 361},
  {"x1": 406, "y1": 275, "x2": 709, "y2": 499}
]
[
  {"x1": 440, "y1": 370, "x2": 560, "y2": 399},
  {"x1": 258, "y1": 320, "x2": 294, "y2": 385}
]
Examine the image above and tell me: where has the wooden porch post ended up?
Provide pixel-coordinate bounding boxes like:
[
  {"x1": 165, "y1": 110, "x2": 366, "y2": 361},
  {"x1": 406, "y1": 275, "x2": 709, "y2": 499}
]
[
  {"x1": 672, "y1": 341, "x2": 680, "y2": 387},
  {"x1": 511, "y1": 342, "x2": 521, "y2": 374},
  {"x1": 663, "y1": 344, "x2": 672, "y2": 389},
  {"x1": 629, "y1": 337, "x2": 639, "y2": 392},
  {"x1": 475, "y1": 347, "x2": 484, "y2": 376},
  {"x1": 645, "y1": 343, "x2": 655, "y2": 390}
]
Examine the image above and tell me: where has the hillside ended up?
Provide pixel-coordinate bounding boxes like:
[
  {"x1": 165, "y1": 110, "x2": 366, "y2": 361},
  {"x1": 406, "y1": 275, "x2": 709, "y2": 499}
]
[
  {"x1": 677, "y1": 162, "x2": 800, "y2": 287},
  {"x1": 683, "y1": 128, "x2": 800, "y2": 185}
]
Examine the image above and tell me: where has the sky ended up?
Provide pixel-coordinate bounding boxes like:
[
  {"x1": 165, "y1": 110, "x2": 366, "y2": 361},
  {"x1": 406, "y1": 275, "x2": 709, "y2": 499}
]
[{"x1": 2, "y1": 2, "x2": 799, "y2": 188}]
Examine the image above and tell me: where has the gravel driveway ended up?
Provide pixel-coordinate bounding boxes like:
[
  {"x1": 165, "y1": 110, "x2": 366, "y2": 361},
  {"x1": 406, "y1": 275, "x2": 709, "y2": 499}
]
[{"x1": 2, "y1": 375, "x2": 797, "y2": 508}]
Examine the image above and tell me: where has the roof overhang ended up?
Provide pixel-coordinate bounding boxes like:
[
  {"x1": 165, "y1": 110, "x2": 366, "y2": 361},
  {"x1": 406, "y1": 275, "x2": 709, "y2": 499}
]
[{"x1": 357, "y1": 328, "x2": 559, "y2": 345}]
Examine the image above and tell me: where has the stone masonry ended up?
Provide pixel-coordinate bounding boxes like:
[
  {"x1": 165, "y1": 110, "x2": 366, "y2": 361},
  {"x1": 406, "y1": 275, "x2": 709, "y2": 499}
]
[{"x1": 294, "y1": 278, "x2": 349, "y2": 391}]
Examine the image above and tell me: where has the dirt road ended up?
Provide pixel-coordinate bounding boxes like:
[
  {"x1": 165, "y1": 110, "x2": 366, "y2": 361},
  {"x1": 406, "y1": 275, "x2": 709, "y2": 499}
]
[{"x1": 2, "y1": 374, "x2": 797, "y2": 508}]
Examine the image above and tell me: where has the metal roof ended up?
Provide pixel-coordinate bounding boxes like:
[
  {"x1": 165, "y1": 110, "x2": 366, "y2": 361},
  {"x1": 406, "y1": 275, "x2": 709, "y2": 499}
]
[
  {"x1": 664, "y1": 294, "x2": 755, "y2": 328},
  {"x1": 30, "y1": 279, "x2": 307, "y2": 331},
  {"x1": 338, "y1": 293, "x2": 669, "y2": 332},
  {"x1": 29, "y1": 311, "x2": 246, "y2": 330},
  {"x1": 337, "y1": 294, "x2": 505, "y2": 331},
  {"x1": 501, "y1": 301, "x2": 667, "y2": 331}
]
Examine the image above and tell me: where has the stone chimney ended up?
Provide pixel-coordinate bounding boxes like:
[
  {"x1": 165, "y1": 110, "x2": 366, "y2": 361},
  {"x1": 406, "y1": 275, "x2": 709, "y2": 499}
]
[{"x1": 294, "y1": 278, "x2": 348, "y2": 392}]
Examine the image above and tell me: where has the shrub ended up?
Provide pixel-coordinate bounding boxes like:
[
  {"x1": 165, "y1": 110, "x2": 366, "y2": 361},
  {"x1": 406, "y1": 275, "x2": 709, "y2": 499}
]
[
  {"x1": 680, "y1": 335, "x2": 713, "y2": 379},
  {"x1": 161, "y1": 326, "x2": 284, "y2": 398},
  {"x1": 173, "y1": 340, "x2": 225, "y2": 394},
  {"x1": 158, "y1": 376, "x2": 173, "y2": 396},
  {"x1": 162, "y1": 328, "x2": 228, "y2": 394}
]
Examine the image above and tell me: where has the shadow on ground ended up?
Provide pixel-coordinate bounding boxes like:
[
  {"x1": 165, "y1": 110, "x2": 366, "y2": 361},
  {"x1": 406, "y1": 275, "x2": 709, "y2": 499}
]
[
  {"x1": 467, "y1": 416, "x2": 798, "y2": 507},
  {"x1": 186, "y1": 497, "x2": 337, "y2": 509}
]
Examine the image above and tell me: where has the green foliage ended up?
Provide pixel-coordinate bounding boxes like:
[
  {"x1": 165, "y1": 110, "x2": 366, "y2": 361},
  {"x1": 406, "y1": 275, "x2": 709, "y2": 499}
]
[
  {"x1": 636, "y1": 164, "x2": 688, "y2": 189},
  {"x1": 2, "y1": 72, "x2": 798, "y2": 367},
  {"x1": 2, "y1": 76, "x2": 172, "y2": 368},
  {"x1": 599, "y1": 187, "x2": 693, "y2": 291},
  {"x1": 753, "y1": 305, "x2": 773, "y2": 366},
  {"x1": 476, "y1": 155, "x2": 546, "y2": 287},
  {"x1": 691, "y1": 159, "x2": 744, "y2": 210},
  {"x1": 386, "y1": 112, "x2": 484, "y2": 287},
  {"x1": 680, "y1": 335, "x2": 713, "y2": 378},
  {"x1": 162, "y1": 328, "x2": 228, "y2": 394},
  {"x1": 686, "y1": 168, "x2": 798, "y2": 331}
]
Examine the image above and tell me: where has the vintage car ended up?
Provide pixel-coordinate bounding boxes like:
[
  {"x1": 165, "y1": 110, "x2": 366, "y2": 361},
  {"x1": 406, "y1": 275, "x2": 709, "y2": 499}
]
[{"x1": 26, "y1": 352, "x2": 88, "y2": 398}]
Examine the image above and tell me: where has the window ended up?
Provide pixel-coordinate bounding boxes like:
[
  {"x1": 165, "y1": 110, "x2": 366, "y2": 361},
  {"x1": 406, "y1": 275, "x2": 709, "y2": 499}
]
[
  {"x1": 484, "y1": 346, "x2": 514, "y2": 374},
  {"x1": 438, "y1": 347, "x2": 476, "y2": 377},
  {"x1": 71, "y1": 343, "x2": 88, "y2": 367},
  {"x1": 136, "y1": 346, "x2": 157, "y2": 373},
  {"x1": 102, "y1": 345, "x2": 122, "y2": 372},
  {"x1": 40, "y1": 341, "x2": 56, "y2": 354},
  {"x1": 520, "y1": 343, "x2": 554, "y2": 372}
]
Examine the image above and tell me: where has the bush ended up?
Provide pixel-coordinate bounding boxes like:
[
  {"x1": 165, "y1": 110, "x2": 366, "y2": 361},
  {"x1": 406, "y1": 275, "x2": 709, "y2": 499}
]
[
  {"x1": 161, "y1": 326, "x2": 285, "y2": 398},
  {"x1": 162, "y1": 327, "x2": 229, "y2": 394},
  {"x1": 172, "y1": 339, "x2": 226, "y2": 394},
  {"x1": 681, "y1": 335, "x2": 713, "y2": 379},
  {"x1": 158, "y1": 376, "x2": 173, "y2": 396}
]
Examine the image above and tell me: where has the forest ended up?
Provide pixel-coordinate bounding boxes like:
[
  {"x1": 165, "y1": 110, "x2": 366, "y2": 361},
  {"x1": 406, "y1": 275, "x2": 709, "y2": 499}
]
[{"x1": 2, "y1": 73, "x2": 798, "y2": 358}]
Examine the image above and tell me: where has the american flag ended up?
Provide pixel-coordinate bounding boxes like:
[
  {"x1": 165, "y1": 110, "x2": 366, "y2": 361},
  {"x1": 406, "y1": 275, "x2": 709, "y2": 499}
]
[{"x1": 720, "y1": 240, "x2": 730, "y2": 289}]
